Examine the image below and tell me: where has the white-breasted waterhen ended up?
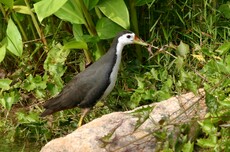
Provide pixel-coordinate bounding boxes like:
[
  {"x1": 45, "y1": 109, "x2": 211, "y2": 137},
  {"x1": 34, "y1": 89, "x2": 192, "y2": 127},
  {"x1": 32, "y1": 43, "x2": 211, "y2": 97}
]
[{"x1": 40, "y1": 30, "x2": 148, "y2": 127}]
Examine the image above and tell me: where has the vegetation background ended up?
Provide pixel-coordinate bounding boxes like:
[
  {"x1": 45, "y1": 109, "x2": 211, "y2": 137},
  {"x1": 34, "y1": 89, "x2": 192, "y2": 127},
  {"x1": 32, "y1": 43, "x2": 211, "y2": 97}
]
[{"x1": 0, "y1": 0, "x2": 229, "y2": 151}]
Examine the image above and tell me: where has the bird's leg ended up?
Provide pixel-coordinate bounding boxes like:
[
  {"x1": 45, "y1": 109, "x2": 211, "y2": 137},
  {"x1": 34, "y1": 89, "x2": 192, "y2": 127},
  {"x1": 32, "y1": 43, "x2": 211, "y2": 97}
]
[{"x1": 78, "y1": 108, "x2": 90, "y2": 127}]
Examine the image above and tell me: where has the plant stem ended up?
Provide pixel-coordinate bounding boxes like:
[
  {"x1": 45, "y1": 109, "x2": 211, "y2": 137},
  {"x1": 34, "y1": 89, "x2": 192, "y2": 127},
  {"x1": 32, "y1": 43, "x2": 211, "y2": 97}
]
[
  {"x1": 24, "y1": 0, "x2": 48, "y2": 52},
  {"x1": 129, "y1": 0, "x2": 142, "y2": 62},
  {"x1": 76, "y1": 0, "x2": 105, "y2": 58},
  {"x1": 0, "y1": 3, "x2": 7, "y2": 20},
  {"x1": 77, "y1": 0, "x2": 97, "y2": 35}
]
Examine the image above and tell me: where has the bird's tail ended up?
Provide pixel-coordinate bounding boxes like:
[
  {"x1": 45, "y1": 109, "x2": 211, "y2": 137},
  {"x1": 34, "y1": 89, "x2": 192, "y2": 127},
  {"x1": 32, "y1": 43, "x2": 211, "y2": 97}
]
[{"x1": 40, "y1": 96, "x2": 63, "y2": 117}]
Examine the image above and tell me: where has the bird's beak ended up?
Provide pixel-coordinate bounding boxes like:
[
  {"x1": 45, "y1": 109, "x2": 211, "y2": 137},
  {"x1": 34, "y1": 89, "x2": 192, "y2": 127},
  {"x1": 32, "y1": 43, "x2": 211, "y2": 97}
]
[{"x1": 133, "y1": 36, "x2": 148, "y2": 46}]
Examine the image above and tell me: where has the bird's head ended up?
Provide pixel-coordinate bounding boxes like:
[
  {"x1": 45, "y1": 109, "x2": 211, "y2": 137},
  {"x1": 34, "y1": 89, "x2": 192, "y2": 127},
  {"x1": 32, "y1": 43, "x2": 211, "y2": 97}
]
[{"x1": 117, "y1": 31, "x2": 148, "y2": 46}]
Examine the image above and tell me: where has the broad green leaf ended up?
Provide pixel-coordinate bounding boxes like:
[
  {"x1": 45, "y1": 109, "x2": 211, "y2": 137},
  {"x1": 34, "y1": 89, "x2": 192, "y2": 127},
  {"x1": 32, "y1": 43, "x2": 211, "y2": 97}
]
[
  {"x1": 54, "y1": 0, "x2": 85, "y2": 24},
  {"x1": 175, "y1": 56, "x2": 184, "y2": 69},
  {"x1": 98, "y1": 0, "x2": 130, "y2": 29},
  {"x1": 0, "y1": 91, "x2": 19, "y2": 110},
  {"x1": 0, "y1": 0, "x2": 13, "y2": 8},
  {"x1": 177, "y1": 41, "x2": 189, "y2": 58},
  {"x1": 96, "y1": 17, "x2": 124, "y2": 39},
  {"x1": 0, "y1": 44, "x2": 6, "y2": 62},
  {"x1": 63, "y1": 40, "x2": 88, "y2": 50},
  {"x1": 13, "y1": 5, "x2": 31, "y2": 15},
  {"x1": 34, "y1": 0, "x2": 68, "y2": 22},
  {"x1": 215, "y1": 41, "x2": 230, "y2": 55},
  {"x1": 197, "y1": 138, "x2": 216, "y2": 148},
  {"x1": 219, "y1": 3, "x2": 230, "y2": 19},
  {"x1": 6, "y1": 19, "x2": 23, "y2": 57},
  {"x1": 0, "y1": 78, "x2": 12, "y2": 90},
  {"x1": 73, "y1": 24, "x2": 84, "y2": 41}
]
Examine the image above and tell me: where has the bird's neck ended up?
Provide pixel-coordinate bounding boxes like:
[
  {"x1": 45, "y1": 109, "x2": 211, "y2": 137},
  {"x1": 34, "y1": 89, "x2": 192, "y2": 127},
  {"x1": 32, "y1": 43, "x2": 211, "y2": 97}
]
[
  {"x1": 112, "y1": 41, "x2": 125, "y2": 76},
  {"x1": 115, "y1": 41, "x2": 125, "y2": 57}
]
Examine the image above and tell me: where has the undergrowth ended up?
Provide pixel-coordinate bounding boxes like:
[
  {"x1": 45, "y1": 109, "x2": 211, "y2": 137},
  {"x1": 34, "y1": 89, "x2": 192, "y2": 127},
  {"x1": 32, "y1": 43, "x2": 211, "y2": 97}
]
[{"x1": 0, "y1": 0, "x2": 229, "y2": 151}]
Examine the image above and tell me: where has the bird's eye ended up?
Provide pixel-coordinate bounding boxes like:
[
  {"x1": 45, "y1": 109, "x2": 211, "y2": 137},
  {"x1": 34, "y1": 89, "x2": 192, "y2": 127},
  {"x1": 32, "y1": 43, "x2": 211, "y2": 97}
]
[{"x1": 126, "y1": 35, "x2": 131, "y2": 39}]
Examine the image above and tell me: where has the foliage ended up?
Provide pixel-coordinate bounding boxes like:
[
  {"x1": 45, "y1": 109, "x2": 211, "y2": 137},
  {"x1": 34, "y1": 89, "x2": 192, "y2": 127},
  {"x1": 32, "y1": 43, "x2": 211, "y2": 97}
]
[{"x1": 0, "y1": 0, "x2": 230, "y2": 151}]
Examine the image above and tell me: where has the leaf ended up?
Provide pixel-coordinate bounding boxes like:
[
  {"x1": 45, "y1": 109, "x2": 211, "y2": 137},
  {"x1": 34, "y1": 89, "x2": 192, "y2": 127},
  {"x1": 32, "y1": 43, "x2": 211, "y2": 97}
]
[
  {"x1": 197, "y1": 138, "x2": 216, "y2": 148},
  {"x1": 63, "y1": 40, "x2": 88, "y2": 50},
  {"x1": 150, "y1": 68, "x2": 159, "y2": 80},
  {"x1": 197, "y1": 120, "x2": 218, "y2": 148},
  {"x1": 0, "y1": 0, "x2": 13, "y2": 8},
  {"x1": 0, "y1": 44, "x2": 6, "y2": 62},
  {"x1": 186, "y1": 80, "x2": 198, "y2": 94},
  {"x1": 73, "y1": 24, "x2": 84, "y2": 41},
  {"x1": 47, "y1": 82, "x2": 60, "y2": 96},
  {"x1": 216, "y1": 60, "x2": 230, "y2": 74},
  {"x1": 175, "y1": 56, "x2": 184, "y2": 69},
  {"x1": 205, "y1": 91, "x2": 218, "y2": 113},
  {"x1": 34, "y1": 0, "x2": 68, "y2": 22},
  {"x1": 192, "y1": 54, "x2": 205, "y2": 62},
  {"x1": 219, "y1": 3, "x2": 230, "y2": 19},
  {"x1": 16, "y1": 111, "x2": 39, "y2": 124},
  {"x1": 129, "y1": 92, "x2": 142, "y2": 109},
  {"x1": 131, "y1": 106, "x2": 154, "y2": 130},
  {"x1": 22, "y1": 75, "x2": 48, "y2": 98},
  {"x1": 182, "y1": 141, "x2": 194, "y2": 152},
  {"x1": 35, "y1": 89, "x2": 46, "y2": 98},
  {"x1": 54, "y1": 0, "x2": 85, "y2": 24},
  {"x1": 6, "y1": 19, "x2": 23, "y2": 57},
  {"x1": 177, "y1": 41, "x2": 189, "y2": 58},
  {"x1": 98, "y1": 0, "x2": 130, "y2": 29},
  {"x1": 218, "y1": 97, "x2": 230, "y2": 107},
  {"x1": 215, "y1": 41, "x2": 230, "y2": 55},
  {"x1": 0, "y1": 78, "x2": 12, "y2": 90},
  {"x1": 44, "y1": 43, "x2": 70, "y2": 89},
  {"x1": 13, "y1": 5, "x2": 31, "y2": 15},
  {"x1": 23, "y1": 74, "x2": 47, "y2": 91},
  {"x1": 0, "y1": 91, "x2": 20, "y2": 110},
  {"x1": 199, "y1": 119, "x2": 217, "y2": 135},
  {"x1": 96, "y1": 17, "x2": 124, "y2": 39}
]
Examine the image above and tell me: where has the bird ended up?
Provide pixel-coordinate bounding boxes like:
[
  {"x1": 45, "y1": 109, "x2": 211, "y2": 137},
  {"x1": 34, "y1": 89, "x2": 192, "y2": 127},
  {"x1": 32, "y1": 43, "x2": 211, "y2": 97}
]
[{"x1": 40, "y1": 30, "x2": 148, "y2": 127}]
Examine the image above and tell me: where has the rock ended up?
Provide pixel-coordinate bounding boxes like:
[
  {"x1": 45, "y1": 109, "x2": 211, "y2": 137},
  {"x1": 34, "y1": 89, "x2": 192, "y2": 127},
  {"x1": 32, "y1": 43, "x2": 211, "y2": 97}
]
[{"x1": 40, "y1": 89, "x2": 206, "y2": 152}]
